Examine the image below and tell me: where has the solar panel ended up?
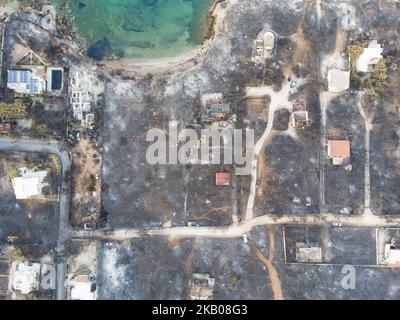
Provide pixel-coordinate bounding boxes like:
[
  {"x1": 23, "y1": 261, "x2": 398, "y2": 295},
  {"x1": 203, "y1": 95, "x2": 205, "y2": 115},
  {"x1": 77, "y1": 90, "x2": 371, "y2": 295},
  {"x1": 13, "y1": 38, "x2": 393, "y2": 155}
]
[
  {"x1": 29, "y1": 79, "x2": 39, "y2": 93},
  {"x1": 8, "y1": 70, "x2": 17, "y2": 83},
  {"x1": 20, "y1": 71, "x2": 30, "y2": 83}
]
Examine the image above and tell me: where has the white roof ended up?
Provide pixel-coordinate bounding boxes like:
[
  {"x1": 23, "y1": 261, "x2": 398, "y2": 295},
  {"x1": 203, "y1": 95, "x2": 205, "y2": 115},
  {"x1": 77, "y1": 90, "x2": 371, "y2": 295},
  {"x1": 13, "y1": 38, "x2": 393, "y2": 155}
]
[
  {"x1": 356, "y1": 41, "x2": 383, "y2": 72},
  {"x1": 70, "y1": 275, "x2": 97, "y2": 300},
  {"x1": 12, "y1": 177, "x2": 41, "y2": 199},
  {"x1": 11, "y1": 168, "x2": 47, "y2": 200},
  {"x1": 263, "y1": 31, "x2": 276, "y2": 50},
  {"x1": 328, "y1": 69, "x2": 350, "y2": 92},
  {"x1": 296, "y1": 244, "x2": 323, "y2": 263},
  {"x1": 383, "y1": 244, "x2": 400, "y2": 265},
  {"x1": 12, "y1": 262, "x2": 41, "y2": 295}
]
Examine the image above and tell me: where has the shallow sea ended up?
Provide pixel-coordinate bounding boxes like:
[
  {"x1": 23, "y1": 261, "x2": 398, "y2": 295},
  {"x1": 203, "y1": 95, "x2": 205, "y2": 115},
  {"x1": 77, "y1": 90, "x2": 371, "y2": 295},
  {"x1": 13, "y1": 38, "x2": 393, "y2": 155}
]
[{"x1": 51, "y1": 0, "x2": 214, "y2": 59}]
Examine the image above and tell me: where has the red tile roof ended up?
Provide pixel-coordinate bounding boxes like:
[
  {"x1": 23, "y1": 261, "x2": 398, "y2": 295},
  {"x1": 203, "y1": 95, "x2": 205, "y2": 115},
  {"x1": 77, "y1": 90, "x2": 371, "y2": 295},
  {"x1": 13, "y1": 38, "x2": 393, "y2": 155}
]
[
  {"x1": 216, "y1": 172, "x2": 231, "y2": 186},
  {"x1": 328, "y1": 140, "x2": 351, "y2": 158}
]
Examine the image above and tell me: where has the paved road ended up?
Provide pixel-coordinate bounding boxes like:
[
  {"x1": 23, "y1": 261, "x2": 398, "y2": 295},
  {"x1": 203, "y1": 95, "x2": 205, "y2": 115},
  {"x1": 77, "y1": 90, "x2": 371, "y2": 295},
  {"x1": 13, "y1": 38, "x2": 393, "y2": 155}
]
[{"x1": 0, "y1": 137, "x2": 71, "y2": 300}]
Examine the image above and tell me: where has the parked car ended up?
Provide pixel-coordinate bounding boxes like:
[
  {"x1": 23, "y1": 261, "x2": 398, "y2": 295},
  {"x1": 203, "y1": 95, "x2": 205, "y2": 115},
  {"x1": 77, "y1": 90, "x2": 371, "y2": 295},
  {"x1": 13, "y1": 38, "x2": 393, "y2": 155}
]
[
  {"x1": 84, "y1": 222, "x2": 96, "y2": 230},
  {"x1": 332, "y1": 221, "x2": 342, "y2": 227}
]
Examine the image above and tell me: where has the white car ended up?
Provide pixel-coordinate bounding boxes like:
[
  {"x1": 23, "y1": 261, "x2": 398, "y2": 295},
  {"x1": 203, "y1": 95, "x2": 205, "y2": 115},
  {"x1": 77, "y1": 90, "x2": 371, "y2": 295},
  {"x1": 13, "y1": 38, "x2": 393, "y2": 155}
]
[
  {"x1": 84, "y1": 222, "x2": 96, "y2": 230},
  {"x1": 332, "y1": 221, "x2": 342, "y2": 227}
]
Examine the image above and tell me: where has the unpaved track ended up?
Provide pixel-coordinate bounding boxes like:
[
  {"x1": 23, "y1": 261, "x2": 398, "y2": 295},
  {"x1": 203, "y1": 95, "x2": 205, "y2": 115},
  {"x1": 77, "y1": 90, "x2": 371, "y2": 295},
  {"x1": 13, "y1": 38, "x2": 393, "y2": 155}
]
[
  {"x1": 356, "y1": 91, "x2": 375, "y2": 215},
  {"x1": 250, "y1": 227, "x2": 283, "y2": 300},
  {"x1": 244, "y1": 82, "x2": 293, "y2": 221},
  {"x1": 70, "y1": 211, "x2": 400, "y2": 242}
]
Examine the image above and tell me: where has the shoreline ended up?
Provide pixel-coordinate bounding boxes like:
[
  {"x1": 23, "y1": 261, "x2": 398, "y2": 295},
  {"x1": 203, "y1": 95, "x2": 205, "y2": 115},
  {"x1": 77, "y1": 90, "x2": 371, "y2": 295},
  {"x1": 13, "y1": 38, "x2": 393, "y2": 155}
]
[
  {"x1": 103, "y1": 40, "x2": 212, "y2": 75},
  {"x1": 102, "y1": 0, "x2": 228, "y2": 75}
]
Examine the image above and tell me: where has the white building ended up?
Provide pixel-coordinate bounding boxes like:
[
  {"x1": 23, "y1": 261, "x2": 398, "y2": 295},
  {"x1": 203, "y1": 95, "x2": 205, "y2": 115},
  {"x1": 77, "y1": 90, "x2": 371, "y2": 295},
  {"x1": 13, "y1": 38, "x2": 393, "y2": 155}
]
[
  {"x1": 11, "y1": 167, "x2": 48, "y2": 200},
  {"x1": 190, "y1": 273, "x2": 215, "y2": 300},
  {"x1": 85, "y1": 113, "x2": 96, "y2": 129},
  {"x1": 70, "y1": 275, "x2": 97, "y2": 300},
  {"x1": 7, "y1": 50, "x2": 48, "y2": 95},
  {"x1": 382, "y1": 243, "x2": 400, "y2": 265},
  {"x1": 291, "y1": 100, "x2": 311, "y2": 128},
  {"x1": 69, "y1": 70, "x2": 92, "y2": 122},
  {"x1": 327, "y1": 69, "x2": 350, "y2": 92},
  {"x1": 295, "y1": 243, "x2": 323, "y2": 263},
  {"x1": 252, "y1": 29, "x2": 277, "y2": 64},
  {"x1": 356, "y1": 40, "x2": 383, "y2": 72},
  {"x1": 10, "y1": 262, "x2": 41, "y2": 295}
]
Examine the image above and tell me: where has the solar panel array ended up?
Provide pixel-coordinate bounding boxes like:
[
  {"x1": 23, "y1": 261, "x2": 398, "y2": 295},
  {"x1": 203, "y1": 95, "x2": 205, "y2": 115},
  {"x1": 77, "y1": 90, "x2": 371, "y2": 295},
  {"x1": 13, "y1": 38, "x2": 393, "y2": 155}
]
[
  {"x1": 7, "y1": 70, "x2": 31, "y2": 84},
  {"x1": 7, "y1": 69, "x2": 46, "y2": 94}
]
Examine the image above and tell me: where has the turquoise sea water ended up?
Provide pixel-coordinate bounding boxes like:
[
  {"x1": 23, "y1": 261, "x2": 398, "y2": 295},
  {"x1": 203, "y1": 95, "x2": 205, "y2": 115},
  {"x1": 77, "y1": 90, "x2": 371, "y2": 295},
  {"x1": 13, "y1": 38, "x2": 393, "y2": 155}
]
[{"x1": 52, "y1": 0, "x2": 214, "y2": 59}]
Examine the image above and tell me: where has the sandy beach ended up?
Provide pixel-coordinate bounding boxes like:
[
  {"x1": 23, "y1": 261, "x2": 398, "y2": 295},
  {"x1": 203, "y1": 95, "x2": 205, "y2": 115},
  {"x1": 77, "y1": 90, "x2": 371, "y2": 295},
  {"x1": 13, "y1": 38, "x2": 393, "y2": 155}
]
[
  {"x1": 103, "y1": 42, "x2": 212, "y2": 75},
  {"x1": 103, "y1": 0, "x2": 233, "y2": 75}
]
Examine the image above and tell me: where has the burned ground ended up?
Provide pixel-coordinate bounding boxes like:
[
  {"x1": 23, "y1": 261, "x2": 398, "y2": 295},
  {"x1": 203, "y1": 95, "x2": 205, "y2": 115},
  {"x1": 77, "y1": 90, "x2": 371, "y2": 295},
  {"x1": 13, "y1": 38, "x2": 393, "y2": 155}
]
[
  {"x1": 325, "y1": 95, "x2": 365, "y2": 215},
  {"x1": 101, "y1": 78, "x2": 240, "y2": 228},
  {"x1": 247, "y1": 0, "x2": 320, "y2": 217},
  {"x1": 365, "y1": 0, "x2": 400, "y2": 215},
  {"x1": 100, "y1": 0, "x2": 313, "y2": 228},
  {"x1": 97, "y1": 227, "x2": 274, "y2": 300},
  {"x1": 370, "y1": 103, "x2": 400, "y2": 214},
  {"x1": 186, "y1": 165, "x2": 236, "y2": 226},
  {"x1": 284, "y1": 225, "x2": 376, "y2": 265},
  {"x1": 0, "y1": 193, "x2": 58, "y2": 248},
  {"x1": 0, "y1": 152, "x2": 58, "y2": 249},
  {"x1": 74, "y1": 0, "x2": 400, "y2": 301},
  {"x1": 273, "y1": 109, "x2": 290, "y2": 131},
  {"x1": 239, "y1": 97, "x2": 269, "y2": 141},
  {"x1": 61, "y1": 0, "x2": 400, "y2": 301},
  {"x1": 0, "y1": 0, "x2": 400, "y2": 301},
  {"x1": 280, "y1": 263, "x2": 400, "y2": 299},
  {"x1": 319, "y1": 1, "x2": 339, "y2": 54},
  {"x1": 273, "y1": 225, "x2": 400, "y2": 300},
  {"x1": 0, "y1": 10, "x2": 83, "y2": 143},
  {"x1": 29, "y1": 97, "x2": 68, "y2": 139},
  {"x1": 102, "y1": 77, "x2": 189, "y2": 228},
  {"x1": 326, "y1": 0, "x2": 400, "y2": 214},
  {"x1": 328, "y1": 227, "x2": 376, "y2": 265},
  {"x1": 253, "y1": 92, "x2": 320, "y2": 217},
  {"x1": 2, "y1": 14, "x2": 81, "y2": 72},
  {"x1": 255, "y1": 133, "x2": 319, "y2": 215}
]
